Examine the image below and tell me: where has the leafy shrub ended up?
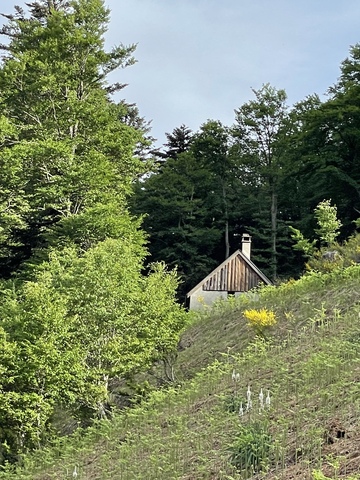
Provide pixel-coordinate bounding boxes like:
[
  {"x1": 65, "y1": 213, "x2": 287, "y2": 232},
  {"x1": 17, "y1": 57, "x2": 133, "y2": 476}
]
[
  {"x1": 223, "y1": 394, "x2": 246, "y2": 414},
  {"x1": 229, "y1": 422, "x2": 272, "y2": 476},
  {"x1": 306, "y1": 233, "x2": 360, "y2": 273},
  {"x1": 244, "y1": 308, "x2": 277, "y2": 339}
]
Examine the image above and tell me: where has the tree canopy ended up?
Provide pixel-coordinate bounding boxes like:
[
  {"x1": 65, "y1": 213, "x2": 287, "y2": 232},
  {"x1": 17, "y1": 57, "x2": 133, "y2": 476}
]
[{"x1": 0, "y1": 0, "x2": 187, "y2": 462}]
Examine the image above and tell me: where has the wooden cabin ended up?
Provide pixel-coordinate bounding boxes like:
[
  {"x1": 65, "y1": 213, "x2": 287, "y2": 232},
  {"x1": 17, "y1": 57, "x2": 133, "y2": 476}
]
[{"x1": 186, "y1": 234, "x2": 271, "y2": 310}]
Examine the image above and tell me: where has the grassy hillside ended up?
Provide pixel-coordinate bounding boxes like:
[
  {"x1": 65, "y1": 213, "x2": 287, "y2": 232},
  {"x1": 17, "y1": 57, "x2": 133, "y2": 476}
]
[{"x1": 2, "y1": 266, "x2": 360, "y2": 479}]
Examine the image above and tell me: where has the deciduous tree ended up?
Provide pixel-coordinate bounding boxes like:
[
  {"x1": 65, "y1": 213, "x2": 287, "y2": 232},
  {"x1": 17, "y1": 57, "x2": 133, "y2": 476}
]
[
  {"x1": 0, "y1": 0, "x2": 144, "y2": 274},
  {"x1": 232, "y1": 84, "x2": 289, "y2": 279}
]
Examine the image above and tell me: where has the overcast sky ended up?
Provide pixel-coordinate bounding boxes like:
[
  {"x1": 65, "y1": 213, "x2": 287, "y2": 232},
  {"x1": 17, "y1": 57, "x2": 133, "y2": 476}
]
[{"x1": 2, "y1": 0, "x2": 360, "y2": 146}]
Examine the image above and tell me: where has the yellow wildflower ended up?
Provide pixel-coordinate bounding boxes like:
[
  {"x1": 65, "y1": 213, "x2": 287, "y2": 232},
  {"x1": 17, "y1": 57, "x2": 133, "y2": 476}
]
[{"x1": 243, "y1": 308, "x2": 276, "y2": 338}]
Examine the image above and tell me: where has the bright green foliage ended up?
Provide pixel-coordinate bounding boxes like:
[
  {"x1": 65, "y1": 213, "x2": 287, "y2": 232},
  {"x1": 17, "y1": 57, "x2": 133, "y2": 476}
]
[
  {"x1": 289, "y1": 226, "x2": 317, "y2": 257},
  {"x1": 229, "y1": 422, "x2": 272, "y2": 476},
  {"x1": 0, "y1": 276, "x2": 85, "y2": 462},
  {"x1": 290, "y1": 199, "x2": 341, "y2": 256},
  {"x1": 0, "y1": 116, "x2": 31, "y2": 264},
  {"x1": 314, "y1": 200, "x2": 342, "y2": 246},
  {"x1": 0, "y1": 237, "x2": 187, "y2": 460},
  {"x1": 0, "y1": 0, "x2": 188, "y2": 463},
  {"x1": 0, "y1": 0, "x2": 144, "y2": 274},
  {"x1": 46, "y1": 238, "x2": 187, "y2": 384}
]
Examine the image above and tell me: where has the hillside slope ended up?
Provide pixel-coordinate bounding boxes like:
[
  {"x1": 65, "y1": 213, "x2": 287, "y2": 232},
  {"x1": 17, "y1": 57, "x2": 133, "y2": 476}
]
[{"x1": 2, "y1": 266, "x2": 360, "y2": 479}]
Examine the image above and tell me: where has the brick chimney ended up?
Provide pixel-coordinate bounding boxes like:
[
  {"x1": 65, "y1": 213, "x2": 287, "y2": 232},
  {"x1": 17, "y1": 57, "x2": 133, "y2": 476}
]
[{"x1": 241, "y1": 233, "x2": 251, "y2": 259}]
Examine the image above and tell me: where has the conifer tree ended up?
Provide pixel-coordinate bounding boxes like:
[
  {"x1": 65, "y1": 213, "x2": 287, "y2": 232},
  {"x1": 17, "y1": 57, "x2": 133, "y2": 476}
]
[{"x1": 163, "y1": 124, "x2": 194, "y2": 159}]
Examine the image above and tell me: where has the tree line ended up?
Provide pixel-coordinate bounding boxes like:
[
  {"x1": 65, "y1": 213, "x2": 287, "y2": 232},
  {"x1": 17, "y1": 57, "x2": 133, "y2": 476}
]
[{"x1": 131, "y1": 53, "x2": 360, "y2": 298}]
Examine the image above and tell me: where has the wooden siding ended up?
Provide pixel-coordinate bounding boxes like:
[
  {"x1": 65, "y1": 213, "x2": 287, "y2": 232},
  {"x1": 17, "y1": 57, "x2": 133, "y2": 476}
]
[{"x1": 202, "y1": 254, "x2": 261, "y2": 292}]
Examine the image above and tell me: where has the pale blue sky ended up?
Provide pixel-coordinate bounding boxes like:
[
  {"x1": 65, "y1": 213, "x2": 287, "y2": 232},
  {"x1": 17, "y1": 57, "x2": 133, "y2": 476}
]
[{"x1": 2, "y1": 0, "x2": 360, "y2": 146}]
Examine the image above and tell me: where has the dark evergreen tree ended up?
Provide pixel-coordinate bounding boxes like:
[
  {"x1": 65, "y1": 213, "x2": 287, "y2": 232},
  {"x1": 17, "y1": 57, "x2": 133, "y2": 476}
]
[
  {"x1": 132, "y1": 150, "x2": 221, "y2": 299},
  {"x1": 163, "y1": 124, "x2": 194, "y2": 159},
  {"x1": 279, "y1": 45, "x2": 360, "y2": 249},
  {"x1": 191, "y1": 120, "x2": 241, "y2": 259},
  {"x1": 132, "y1": 120, "x2": 246, "y2": 298}
]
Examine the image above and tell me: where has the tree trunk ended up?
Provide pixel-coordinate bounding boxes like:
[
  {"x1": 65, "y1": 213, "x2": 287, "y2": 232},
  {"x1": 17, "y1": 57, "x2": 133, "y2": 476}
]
[
  {"x1": 225, "y1": 218, "x2": 229, "y2": 259},
  {"x1": 223, "y1": 182, "x2": 230, "y2": 258},
  {"x1": 271, "y1": 190, "x2": 277, "y2": 280}
]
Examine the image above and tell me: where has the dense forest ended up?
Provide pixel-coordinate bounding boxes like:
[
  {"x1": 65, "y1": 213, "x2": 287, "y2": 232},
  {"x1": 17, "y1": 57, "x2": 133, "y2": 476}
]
[
  {"x1": 0, "y1": 0, "x2": 360, "y2": 467},
  {"x1": 132, "y1": 55, "x2": 360, "y2": 297}
]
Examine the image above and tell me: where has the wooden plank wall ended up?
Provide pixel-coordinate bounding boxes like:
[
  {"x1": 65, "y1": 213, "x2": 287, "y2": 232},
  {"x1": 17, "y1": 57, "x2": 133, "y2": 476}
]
[{"x1": 202, "y1": 255, "x2": 260, "y2": 292}]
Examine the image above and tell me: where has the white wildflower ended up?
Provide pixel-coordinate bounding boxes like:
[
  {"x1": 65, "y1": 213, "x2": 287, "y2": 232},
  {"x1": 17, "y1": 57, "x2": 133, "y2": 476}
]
[
  {"x1": 247, "y1": 385, "x2": 251, "y2": 402},
  {"x1": 266, "y1": 390, "x2": 271, "y2": 408},
  {"x1": 259, "y1": 388, "x2": 264, "y2": 410}
]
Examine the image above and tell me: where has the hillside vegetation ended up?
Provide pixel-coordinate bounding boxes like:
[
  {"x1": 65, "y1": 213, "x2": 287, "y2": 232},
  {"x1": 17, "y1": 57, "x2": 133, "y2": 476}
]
[
  {"x1": 2, "y1": 265, "x2": 360, "y2": 480},
  {"x1": 1, "y1": 3, "x2": 360, "y2": 479}
]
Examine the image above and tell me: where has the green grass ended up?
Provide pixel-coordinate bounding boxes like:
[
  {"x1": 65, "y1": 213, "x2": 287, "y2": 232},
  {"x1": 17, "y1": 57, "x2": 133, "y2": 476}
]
[{"x1": 2, "y1": 266, "x2": 360, "y2": 479}]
